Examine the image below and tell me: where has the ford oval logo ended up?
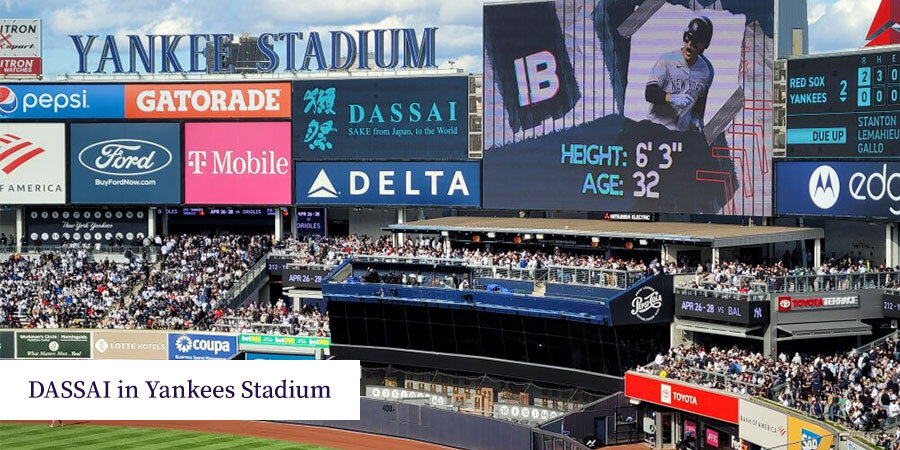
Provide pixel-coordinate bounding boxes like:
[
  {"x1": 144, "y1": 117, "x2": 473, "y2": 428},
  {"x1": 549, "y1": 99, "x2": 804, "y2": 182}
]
[{"x1": 78, "y1": 139, "x2": 172, "y2": 176}]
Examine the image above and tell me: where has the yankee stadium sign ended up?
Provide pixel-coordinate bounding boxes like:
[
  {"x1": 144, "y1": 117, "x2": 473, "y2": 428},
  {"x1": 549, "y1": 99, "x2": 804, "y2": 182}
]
[{"x1": 70, "y1": 28, "x2": 437, "y2": 74}]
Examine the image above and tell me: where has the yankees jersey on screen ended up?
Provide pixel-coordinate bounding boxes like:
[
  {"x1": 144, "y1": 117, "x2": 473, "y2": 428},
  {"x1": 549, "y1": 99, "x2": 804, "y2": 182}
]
[{"x1": 646, "y1": 51, "x2": 712, "y2": 131}]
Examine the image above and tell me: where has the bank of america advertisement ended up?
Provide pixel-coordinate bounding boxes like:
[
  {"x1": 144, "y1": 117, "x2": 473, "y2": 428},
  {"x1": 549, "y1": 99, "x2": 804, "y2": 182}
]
[
  {"x1": 295, "y1": 161, "x2": 481, "y2": 207},
  {"x1": 776, "y1": 161, "x2": 900, "y2": 221},
  {"x1": 0, "y1": 123, "x2": 65, "y2": 204},
  {"x1": 292, "y1": 77, "x2": 468, "y2": 160},
  {"x1": 70, "y1": 123, "x2": 182, "y2": 204},
  {"x1": 482, "y1": 0, "x2": 774, "y2": 215}
]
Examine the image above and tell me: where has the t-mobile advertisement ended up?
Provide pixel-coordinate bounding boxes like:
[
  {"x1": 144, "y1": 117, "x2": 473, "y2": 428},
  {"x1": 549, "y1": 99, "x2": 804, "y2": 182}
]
[
  {"x1": 482, "y1": 0, "x2": 774, "y2": 216},
  {"x1": 184, "y1": 122, "x2": 291, "y2": 205}
]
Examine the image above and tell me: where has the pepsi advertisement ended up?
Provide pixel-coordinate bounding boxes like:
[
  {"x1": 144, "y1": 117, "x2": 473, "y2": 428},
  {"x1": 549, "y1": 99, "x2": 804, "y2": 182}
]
[
  {"x1": 70, "y1": 123, "x2": 182, "y2": 204},
  {"x1": 295, "y1": 161, "x2": 480, "y2": 207},
  {"x1": 775, "y1": 161, "x2": 900, "y2": 220},
  {"x1": 482, "y1": 0, "x2": 774, "y2": 216},
  {"x1": 0, "y1": 84, "x2": 124, "y2": 119},
  {"x1": 292, "y1": 77, "x2": 468, "y2": 160}
]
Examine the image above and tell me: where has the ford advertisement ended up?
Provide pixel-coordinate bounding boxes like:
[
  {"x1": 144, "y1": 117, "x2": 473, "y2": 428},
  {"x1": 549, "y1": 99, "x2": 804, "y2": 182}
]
[
  {"x1": 295, "y1": 161, "x2": 481, "y2": 207},
  {"x1": 291, "y1": 76, "x2": 468, "y2": 160},
  {"x1": 775, "y1": 161, "x2": 900, "y2": 220},
  {"x1": 0, "y1": 84, "x2": 124, "y2": 119},
  {"x1": 69, "y1": 123, "x2": 182, "y2": 204}
]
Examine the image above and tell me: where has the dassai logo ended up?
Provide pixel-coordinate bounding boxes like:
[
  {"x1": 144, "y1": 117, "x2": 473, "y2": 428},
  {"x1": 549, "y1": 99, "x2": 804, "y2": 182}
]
[
  {"x1": 0, "y1": 86, "x2": 18, "y2": 115},
  {"x1": 809, "y1": 165, "x2": 839, "y2": 209},
  {"x1": 79, "y1": 139, "x2": 172, "y2": 176}
]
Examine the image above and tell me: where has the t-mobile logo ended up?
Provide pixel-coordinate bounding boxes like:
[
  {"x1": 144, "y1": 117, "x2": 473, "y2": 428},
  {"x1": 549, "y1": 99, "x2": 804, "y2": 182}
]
[
  {"x1": 187, "y1": 150, "x2": 289, "y2": 175},
  {"x1": 514, "y1": 50, "x2": 559, "y2": 106}
]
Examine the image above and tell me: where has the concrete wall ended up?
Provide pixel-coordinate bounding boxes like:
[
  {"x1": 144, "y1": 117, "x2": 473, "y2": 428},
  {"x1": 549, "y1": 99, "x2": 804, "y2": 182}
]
[
  {"x1": 293, "y1": 397, "x2": 533, "y2": 450},
  {"x1": 349, "y1": 208, "x2": 397, "y2": 238}
]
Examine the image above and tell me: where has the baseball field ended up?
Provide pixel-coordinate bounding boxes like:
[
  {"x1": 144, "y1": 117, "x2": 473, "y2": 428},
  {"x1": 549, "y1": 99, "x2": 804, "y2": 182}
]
[{"x1": 0, "y1": 421, "x2": 452, "y2": 450}]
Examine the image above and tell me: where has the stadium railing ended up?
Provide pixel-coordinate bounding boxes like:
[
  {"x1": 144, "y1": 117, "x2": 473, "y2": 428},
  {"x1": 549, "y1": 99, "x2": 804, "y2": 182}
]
[
  {"x1": 215, "y1": 250, "x2": 272, "y2": 310},
  {"x1": 673, "y1": 285, "x2": 769, "y2": 302},
  {"x1": 546, "y1": 265, "x2": 645, "y2": 289},
  {"x1": 210, "y1": 316, "x2": 326, "y2": 336},
  {"x1": 640, "y1": 363, "x2": 771, "y2": 395},
  {"x1": 0, "y1": 244, "x2": 160, "y2": 256},
  {"x1": 769, "y1": 271, "x2": 900, "y2": 293}
]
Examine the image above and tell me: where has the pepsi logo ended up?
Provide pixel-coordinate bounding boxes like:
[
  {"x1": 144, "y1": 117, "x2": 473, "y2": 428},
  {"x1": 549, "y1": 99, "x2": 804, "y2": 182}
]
[{"x1": 0, "y1": 86, "x2": 18, "y2": 115}]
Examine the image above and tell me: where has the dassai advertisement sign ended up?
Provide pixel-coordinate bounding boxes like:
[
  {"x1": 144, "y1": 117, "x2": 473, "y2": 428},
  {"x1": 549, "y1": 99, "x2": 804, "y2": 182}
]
[
  {"x1": 292, "y1": 77, "x2": 468, "y2": 160},
  {"x1": 0, "y1": 123, "x2": 65, "y2": 204},
  {"x1": 167, "y1": 333, "x2": 238, "y2": 360},
  {"x1": 184, "y1": 122, "x2": 291, "y2": 205},
  {"x1": 482, "y1": 1, "x2": 774, "y2": 216},
  {"x1": 125, "y1": 83, "x2": 291, "y2": 119},
  {"x1": 295, "y1": 161, "x2": 480, "y2": 207},
  {"x1": 70, "y1": 123, "x2": 182, "y2": 204},
  {"x1": 776, "y1": 161, "x2": 900, "y2": 220},
  {"x1": 0, "y1": 84, "x2": 124, "y2": 119},
  {"x1": 0, "y1": 19, "x2": 42, "y2": 75}
]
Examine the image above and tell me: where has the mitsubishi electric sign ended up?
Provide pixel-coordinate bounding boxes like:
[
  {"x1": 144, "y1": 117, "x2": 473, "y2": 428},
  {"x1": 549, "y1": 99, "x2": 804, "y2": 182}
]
[
  {"x1": 70, "y1": 123, "x2": 182, "y2": 204},
  {"x1": 295, "y1": 161, "x2": 481, "y2": 207},
  {"x1": 776, "y1": 161, "x2": 900, "y2": 220}
]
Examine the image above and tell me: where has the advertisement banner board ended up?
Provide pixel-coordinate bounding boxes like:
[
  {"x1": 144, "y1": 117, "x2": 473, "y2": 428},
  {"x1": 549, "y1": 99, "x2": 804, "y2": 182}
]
[
  {"x1": 292, "y1": 77, "x2": 468, "y2": 160},
  {"x1": 739, "y1": 399, "x2": 788, "y2": 448},
  {"x1": 93, "y1": 330, "x2": 168, "y2": 360},
  {"x1": 16, "y1": 331, "x2": 91, "y2": 359},
  {"x1": 0, "y1": 123, "x2": 65, "y2": 204},
  {"x1": 282, "y1": 268, "x2": 329, "y2": 289},
  {"x1": 676, "y1": 294, "x2": 769, "y2": 325},
  {"x1": 125, "y1": 83, "x2": 291, "y2": 119},
  {"x1": 624, "y1": 372, "x2": 739, "y2": 423},
  {"x1": 787, "y1": 416, "x2": 834, "y2": 450},
  {"x1": 609, "y1": 276, "x2": 674, "y2": 326},
  {"x1": 167, "y1": 333, "x2": 238, "y2": 360},
  {"x1": 0, "y1": 331, "x2": 12, "y2": 359},
  {"x1": 0, "y1": 84, "x2": 124, "y2": 119},
  {"x1": 295, "y1": 161, "x2": 481, "y2": 207},
  {"x1": 883, "y1": 293, "x2": 900, "y2": 318},
  {"x1": 25, "y1": 207, "x2": 147, "y2": 244},
  {"x1": 0, "y1": 19, "x2": 41, "y2": 76},
  {"x1": 70, "y1": 122, "x2": 182, "y2": 204},
  {"x1": 482, "y1": 1, "x2": 774, "y2": 216},
  {"x1": 184, "y1": 122, "x2": 292, "y2": 205},
  {"x1": 776, "y1": 161, "x2": 900, "y2": 220},
  {"x1": 238, "y1": 334, "x2": 331, "y2": 349},
  {"x1": 297, "y1": 208, "x2": 327, "y2": 237},
  {"x1": 776, "y1": 294, "x2": 858, "y2": 312}
]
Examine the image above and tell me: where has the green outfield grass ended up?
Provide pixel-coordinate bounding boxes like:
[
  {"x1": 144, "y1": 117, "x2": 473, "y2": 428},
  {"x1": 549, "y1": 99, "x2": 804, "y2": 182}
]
[{"x1": 0, "y1": 423, "x2": 336, "y2": 450}]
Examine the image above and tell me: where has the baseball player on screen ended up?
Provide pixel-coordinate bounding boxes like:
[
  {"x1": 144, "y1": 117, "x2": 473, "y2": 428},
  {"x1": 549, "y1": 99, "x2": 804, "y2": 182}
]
[{"x1": 644, "y1": 16, "x2": 714, "y2": 132}]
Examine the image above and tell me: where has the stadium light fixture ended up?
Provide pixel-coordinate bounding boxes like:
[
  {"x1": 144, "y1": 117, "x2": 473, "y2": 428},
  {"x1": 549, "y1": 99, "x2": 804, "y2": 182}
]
[
  {"x1": 523, "y1": 234, "x2": 532, "y2": 240},
  {"x1": 639, "y1": 239, "x2": 648, "y2": 245},
  {"x1": 536, "y1": 234, "x2": 544, "y2": 240},
  {"x1": 487, "y1": 232, "x2": 496, "y2": 238},
  {"x1": 441, "y1": 231, "x2": 449, "y2": 237}
]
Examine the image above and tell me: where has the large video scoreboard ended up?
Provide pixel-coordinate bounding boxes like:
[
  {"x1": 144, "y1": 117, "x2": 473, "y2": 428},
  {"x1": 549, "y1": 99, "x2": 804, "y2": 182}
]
[{"x1": 787, "y1": 48, "x2": 900, "y2": 158}]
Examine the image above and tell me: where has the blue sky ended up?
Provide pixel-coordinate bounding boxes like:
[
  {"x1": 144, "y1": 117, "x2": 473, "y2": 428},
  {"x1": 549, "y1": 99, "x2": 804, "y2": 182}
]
[{"x1": 0, "y1": 0, "x2": 883, "y2": 78}]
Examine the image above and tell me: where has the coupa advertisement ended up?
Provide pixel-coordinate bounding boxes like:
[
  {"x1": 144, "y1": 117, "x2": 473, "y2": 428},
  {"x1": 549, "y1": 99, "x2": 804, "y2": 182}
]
[
  {"x1": 0, "y1": 84, "x2": 124, "y2": 119},
  {"x1": 776, "y1": 161, "x2": 900, "y2": 220},
  {"x1": 291, "y1": 77, "x2": 468, "y2": 160},
  {"x1": 0, "y1": 123, "x2": 65, "y2": 204},
  {"x1": 69, "y1": 123, "x2": 182, "y2": 204},
  {"x1": 25, "y1": 208, "x2": 147, "y2": 243},
  {"x1": 482, "y1": 0, "x2": 774, "y2": 216},
  {"x1": 184, "y1": 122, "x2": 291, "y2": 205},
  {"x1": 167, "y1": 333, "x2": 238, "y2": 360},
  {"x1": 295, "y1": 161, "x2": 481, "y2": 207}
]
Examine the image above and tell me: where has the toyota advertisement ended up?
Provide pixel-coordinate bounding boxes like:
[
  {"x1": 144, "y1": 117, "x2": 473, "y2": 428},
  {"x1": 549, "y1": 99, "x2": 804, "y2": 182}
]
[
  {"x1": 0, "y1": 84, "x2": 124, "y2": 119},
  {"x1": 0, "y1": 123, "x2": 65, "y2": 204},
  {"x1": 624, "y1": 371, "x2": 739, "y2": 424},
  {"x1": 776, "y1": 161, "x2": 900, "y2": 220},
  {"x1": 295, "y1": 161, "x2": 481, "y2": 207},
  {"x1": 291, "y1": 77, "x2": 468, "y2": 160},
  {"x1": 125, "y1": 83, "x2": 291, "y2": 119},
  {"x1": 70, "y1": 123, "x2": 182, "y2": 204},
  {"x1": 482, "y1": 0, "x2": 774, "y2": 216},
  {"x1": 184, "y1": 122, "x2": 291, "y2": 205}
]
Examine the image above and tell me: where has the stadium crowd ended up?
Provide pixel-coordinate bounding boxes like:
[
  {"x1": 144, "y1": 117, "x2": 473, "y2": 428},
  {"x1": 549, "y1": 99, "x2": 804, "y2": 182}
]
[{"x1": 638, "y1": 339, "x2": 900, "y2": 433}]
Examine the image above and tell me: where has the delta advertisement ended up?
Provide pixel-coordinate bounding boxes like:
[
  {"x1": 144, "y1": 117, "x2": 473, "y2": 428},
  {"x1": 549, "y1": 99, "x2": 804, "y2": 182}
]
[
  {"x1": 0, "y1": 123, "x2": 65, "y2": 204},
  {"x1": 16, "y1": 331, "x2": 91, "y2": 359},
  {"x1": 482, "y1": 0, "x2": 774, "y2": 216},
  {"x1": 25, "y1": 207, "x2": 147, "y2": 244},
  {"x1": 69, "y1": 123, "x2": 182, "y2": 204},
  {"x1": 291, "y1": 77, "x2": 468, "y2": 160},
  {"x1": 167, "y1": 333, "x2": 238, "y2": 360},
  {"x1": 295, "y1": 161, "x2": 481, "y2": 207},
  {"x1": 93, "y1": 330, "x2": 168, "y2": 360},
  {"x1": 0, "y1": 19, "x2": 41, "y2": 76},
  {"x1": 184, "y1": 122, "x2": 292, "y2": 205},
  {"x1": 0, "y1": 84, "x2": 124, "y2": 119},
  {"x1": 124, "y1": 83, "x2": 291, "y2": 119},
  {"x1": 775, "y1": 161, "x2": 900, "y2": 220}
]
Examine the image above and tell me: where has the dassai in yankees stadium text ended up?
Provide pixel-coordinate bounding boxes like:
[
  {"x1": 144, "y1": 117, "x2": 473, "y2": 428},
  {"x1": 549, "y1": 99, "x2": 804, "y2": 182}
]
[{"x1": 28, "y1": 379, "x2": 332, "y2": 399}]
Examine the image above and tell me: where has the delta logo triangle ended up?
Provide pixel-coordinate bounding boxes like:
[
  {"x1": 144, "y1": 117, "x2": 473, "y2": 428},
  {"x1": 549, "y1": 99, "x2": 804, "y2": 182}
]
[
  {"x1": 307, "y1": 169, "x2": 338, "y2": 198},
  {"x1": 866, "y1": 0, "x2": 900, "y2": 47}
]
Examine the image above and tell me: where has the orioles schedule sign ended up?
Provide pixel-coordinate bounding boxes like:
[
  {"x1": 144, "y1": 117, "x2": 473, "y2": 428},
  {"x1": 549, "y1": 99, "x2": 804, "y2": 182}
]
[
  {"x1": 124, "y1": 83, "x2": 291, "y2": 119},
  {"x1": 624, "y1": 372, "x2": 739, "y2": 423}
]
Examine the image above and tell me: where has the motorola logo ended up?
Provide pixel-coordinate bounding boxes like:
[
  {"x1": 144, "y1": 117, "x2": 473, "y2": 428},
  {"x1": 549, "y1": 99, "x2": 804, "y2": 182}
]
[{"x1": 809, "y1": 165, "x2": 839, "y2": 209}]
